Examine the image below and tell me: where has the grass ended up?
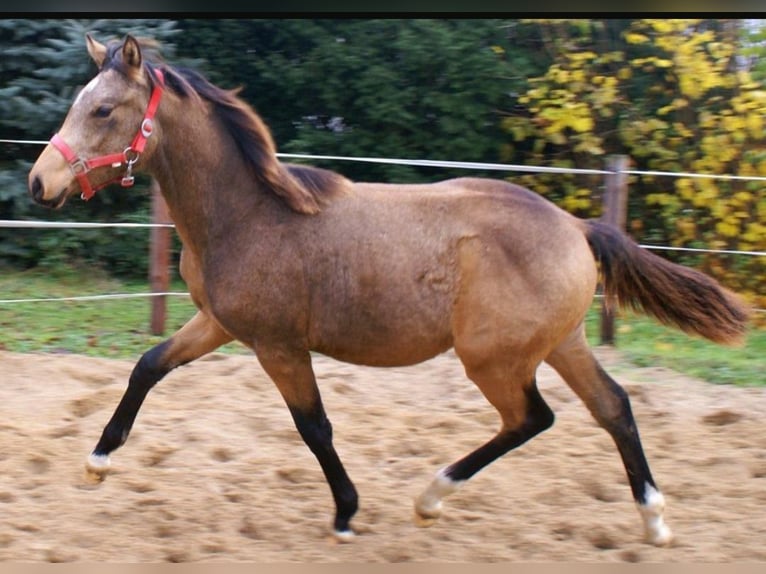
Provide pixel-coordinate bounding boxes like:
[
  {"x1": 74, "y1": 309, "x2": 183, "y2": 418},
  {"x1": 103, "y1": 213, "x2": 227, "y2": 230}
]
[
  {"x1": 584, "y1": 301, "x2": 765, "y2": 386},
  {"x1": 0, "y1": 266, "x2": 248, "y2": 358},
  {"x1": 0, "y1": 266, "x2": 763, "y2": 386}
]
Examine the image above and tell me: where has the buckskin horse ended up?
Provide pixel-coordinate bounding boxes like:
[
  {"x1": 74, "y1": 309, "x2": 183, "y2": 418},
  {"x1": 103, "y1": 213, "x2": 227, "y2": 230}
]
[{"x1": 28, "y1": 35, "x2": 749, "y2": 545}]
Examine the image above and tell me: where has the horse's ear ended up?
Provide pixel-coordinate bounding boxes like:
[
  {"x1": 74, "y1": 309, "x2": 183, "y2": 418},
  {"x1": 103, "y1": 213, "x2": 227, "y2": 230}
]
[
  {"x1": 86, "y1": 34, "x2": 107, "y2": 69},
  {"x1": 122, "y1": 35, "x2": 142, "y2": 71}
]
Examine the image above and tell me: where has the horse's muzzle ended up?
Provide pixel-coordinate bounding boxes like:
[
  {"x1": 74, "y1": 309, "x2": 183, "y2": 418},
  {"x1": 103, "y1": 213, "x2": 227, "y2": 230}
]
[
  {"x1": 29, "y1": 175, "x2": 43, "y2": 202},
  {"x1": 28, "y1": 174, "x2": 66, "y2": 209}
]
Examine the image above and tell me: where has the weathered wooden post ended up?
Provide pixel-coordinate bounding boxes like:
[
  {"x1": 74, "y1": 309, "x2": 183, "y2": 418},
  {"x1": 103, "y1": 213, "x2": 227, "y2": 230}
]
[
  {"x1": 599, "y1": 155, "x2": 629, "y2": 345},
  {"x1": 149, "y1": 179, "x2": 172, "y2": 335}
]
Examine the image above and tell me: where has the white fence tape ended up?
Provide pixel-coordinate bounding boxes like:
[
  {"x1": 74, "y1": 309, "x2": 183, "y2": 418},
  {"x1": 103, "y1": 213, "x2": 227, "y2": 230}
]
[
  {"x1": 1, "y1": 138, "x2": 763, "y2": 312},
  {"x1": 5, "y1": 138, "x2": 766, "y2": 181}
]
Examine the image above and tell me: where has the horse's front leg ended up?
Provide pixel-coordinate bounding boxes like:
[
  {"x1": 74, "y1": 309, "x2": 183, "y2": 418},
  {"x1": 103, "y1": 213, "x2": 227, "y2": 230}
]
[
  {"x1": 85, "y1": 310, "x2": 232, "y2": 481},
  {"x1": 255, "y1": 344, "x2": 359, "y2": 541}
]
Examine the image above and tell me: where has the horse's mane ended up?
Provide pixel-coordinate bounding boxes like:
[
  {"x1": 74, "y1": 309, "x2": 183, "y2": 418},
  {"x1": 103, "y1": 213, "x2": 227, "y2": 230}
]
[{"x1": 103, "y1": 39, "x2": 350, "y2": 214}]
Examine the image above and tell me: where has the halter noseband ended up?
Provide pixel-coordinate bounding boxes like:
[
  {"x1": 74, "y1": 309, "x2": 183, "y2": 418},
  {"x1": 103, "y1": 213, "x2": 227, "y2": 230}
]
[{"x1": 50, "y1": 69, "x2": 165, "y2": 201}]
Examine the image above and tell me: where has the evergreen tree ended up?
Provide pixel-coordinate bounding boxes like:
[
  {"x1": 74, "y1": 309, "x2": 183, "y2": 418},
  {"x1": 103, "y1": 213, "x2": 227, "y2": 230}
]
[
  {"x1": 0, "y1": 18, "x2": 179, "y2": 273},
  {"x1": 174, "y1": 19, "x2": 545, "y2": 183}
]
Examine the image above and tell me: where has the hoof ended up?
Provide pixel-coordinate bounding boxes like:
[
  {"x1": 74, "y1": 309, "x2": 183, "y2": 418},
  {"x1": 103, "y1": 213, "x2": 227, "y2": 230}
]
[
  {"x1": 331, "y1": 528, "x2": 356, "y2": 543},
  {"x1": 638, "y1": 484, "x2": 673, "y2": 547},
  {"x1": 413, "y1": 499, "x2": 442, "y2": 528},
  {"x1": 646, "y1": 523, "x2": 674, "y2": 547},
  {"x1": 84, "y1": 453, "x2": 111, "y2": 484},
  {"x1": 413, "y1": 468, "x2": 459, "y2": 528},
  {"x1": 413, "y1": 512, "x2": 439, "y2": 528}
]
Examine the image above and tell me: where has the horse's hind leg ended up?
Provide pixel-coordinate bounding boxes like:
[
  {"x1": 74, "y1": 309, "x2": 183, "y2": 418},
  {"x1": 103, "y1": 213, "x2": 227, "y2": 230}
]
[
  {"x1": 545, "y1": 324, "x2": 673, "y2": 546},
  {"x1": 85, "y1": 310, "x2": 232, "y2": 481},
  {"x1": 414, "y1": 356, "x2": 554, "y2": 526}
]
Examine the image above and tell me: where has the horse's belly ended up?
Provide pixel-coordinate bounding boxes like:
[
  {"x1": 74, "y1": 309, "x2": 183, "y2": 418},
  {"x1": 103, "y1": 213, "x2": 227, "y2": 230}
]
[
  {"x1": 307, "y1": 249, "x2": 458, "y2": 366},
  {"x1": 315, "y1": 331, "x2": 453, "y2": 367},
  {"x1": 311, "y1": 302, "x2": 454, "y2": 367}
]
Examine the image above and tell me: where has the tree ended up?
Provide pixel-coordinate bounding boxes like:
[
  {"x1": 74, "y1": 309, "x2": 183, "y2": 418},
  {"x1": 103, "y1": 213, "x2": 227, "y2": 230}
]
[
  {"x1": 174, "y1": 19, "x2": 545, "y2": 183},
  {"x1": 0, "y1": 18, "x2": 179, "y2": 274},
  {"x1": 504, "y1": 18, "x2": 765, "y2": 310}
]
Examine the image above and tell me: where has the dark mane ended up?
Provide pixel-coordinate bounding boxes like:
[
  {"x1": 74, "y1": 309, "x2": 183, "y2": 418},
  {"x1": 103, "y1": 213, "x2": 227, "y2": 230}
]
[{"x1": 104, "y1": 39, "x2": 351, "y2": 214}]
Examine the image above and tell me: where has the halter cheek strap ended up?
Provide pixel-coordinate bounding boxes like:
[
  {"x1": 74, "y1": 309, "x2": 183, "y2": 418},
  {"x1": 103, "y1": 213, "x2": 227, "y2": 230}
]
[{"x1": 50, "y1": 69, "x2": 164, "y2": 201}]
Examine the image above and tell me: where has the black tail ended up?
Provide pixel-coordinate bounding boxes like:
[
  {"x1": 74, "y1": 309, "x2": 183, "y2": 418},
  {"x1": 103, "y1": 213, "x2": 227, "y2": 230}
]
[{"x1": 584, "y1": 220, "x2": 750, "y2": 345}]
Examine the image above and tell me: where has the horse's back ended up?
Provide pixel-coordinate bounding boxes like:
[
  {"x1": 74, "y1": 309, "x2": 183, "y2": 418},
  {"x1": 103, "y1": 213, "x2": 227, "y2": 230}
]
[
  {"x1": 352, "y1": 176, "x2": 576, "y2": 230},
  {"x1": 350, "y1": 176, "x2": 591, "y2": 272}
]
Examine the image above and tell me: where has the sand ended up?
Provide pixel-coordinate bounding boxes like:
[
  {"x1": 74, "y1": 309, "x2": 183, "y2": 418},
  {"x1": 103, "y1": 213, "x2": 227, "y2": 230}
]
[{"x1": 0, "y1": 346, "x2": 763, "y2": 562}]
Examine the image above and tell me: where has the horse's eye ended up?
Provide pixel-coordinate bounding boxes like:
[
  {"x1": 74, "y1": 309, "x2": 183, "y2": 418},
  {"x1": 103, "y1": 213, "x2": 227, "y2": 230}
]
[{"x1": 93, "y1": 105, "x2": 113, "y2": 118}]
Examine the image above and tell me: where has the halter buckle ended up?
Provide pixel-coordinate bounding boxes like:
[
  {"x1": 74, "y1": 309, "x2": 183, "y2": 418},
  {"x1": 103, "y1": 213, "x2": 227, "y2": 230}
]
[{"x1": 71, "y1": 158, "x2": 89, "y2": 175}]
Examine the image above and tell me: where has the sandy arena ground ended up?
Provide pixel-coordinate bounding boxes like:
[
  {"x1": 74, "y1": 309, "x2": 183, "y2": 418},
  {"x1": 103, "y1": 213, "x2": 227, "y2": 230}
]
[{"x1": 0, "y1": 346, "x2": 764, "y2": 562}]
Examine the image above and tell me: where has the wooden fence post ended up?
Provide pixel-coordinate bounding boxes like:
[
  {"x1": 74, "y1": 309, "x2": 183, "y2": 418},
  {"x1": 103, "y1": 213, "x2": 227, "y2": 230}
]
[
  {"x1": 149, "y1": 179, "x2": 172, "y2": 335},
  {"x1": 599, "y1": 155, "x2": 630, "y2": 345}
]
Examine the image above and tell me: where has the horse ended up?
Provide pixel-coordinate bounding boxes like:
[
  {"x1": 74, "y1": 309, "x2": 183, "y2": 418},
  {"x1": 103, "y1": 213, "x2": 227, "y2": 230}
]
[{"x1": 28, "y1": 34, "x2": 749, "y2": 546}]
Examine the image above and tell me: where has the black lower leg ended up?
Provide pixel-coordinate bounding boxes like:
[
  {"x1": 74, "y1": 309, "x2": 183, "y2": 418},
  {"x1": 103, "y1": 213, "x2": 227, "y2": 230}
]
[
  {"x1": 593, "y1": 365, "x2": 658, "y2": 504},
  {"x1": 446, "y1": 382, "x2": 555, "y2": 482},
  {"x1": 289, "y1": 404, "x2": 358, "y2": 534},
  {"x1": 92, "y1": 341, "x2": 173, "y2": 457}
]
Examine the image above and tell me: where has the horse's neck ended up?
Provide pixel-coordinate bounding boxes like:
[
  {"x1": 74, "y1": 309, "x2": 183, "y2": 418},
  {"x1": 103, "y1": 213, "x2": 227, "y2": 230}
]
[{"x1": 149, "y1": 103, "x2": 274, "y2": 255}]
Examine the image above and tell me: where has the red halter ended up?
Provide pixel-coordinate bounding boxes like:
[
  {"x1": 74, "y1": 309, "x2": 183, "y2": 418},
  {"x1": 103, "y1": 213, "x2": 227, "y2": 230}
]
[{"x1": 50, "y1": 69, "x2": 165, "y2": 201}]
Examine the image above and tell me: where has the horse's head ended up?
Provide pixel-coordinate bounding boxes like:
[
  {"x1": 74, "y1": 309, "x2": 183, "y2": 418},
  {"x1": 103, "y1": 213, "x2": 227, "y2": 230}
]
[{"x1": 28, "y1": 34, "x2": 163, "y2": 208}]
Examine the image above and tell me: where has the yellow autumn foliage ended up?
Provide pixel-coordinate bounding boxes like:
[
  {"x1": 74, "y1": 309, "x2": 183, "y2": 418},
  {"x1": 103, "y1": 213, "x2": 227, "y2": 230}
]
[{"x1": 506, "y1": 19, "x2": 766, "y2": 316}]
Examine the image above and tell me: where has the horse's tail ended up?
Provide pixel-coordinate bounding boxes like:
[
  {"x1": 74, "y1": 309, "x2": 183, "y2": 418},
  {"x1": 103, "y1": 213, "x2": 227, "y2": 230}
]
[{"x1": 584, "y1": 219, "x2": 750, "y2": 345}]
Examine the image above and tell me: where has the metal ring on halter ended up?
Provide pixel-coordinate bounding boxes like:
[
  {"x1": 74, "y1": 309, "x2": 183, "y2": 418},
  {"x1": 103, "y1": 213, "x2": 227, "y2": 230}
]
[
  {"x1": 123, "y1": 147, "x2": 140, "y2": 166},
  {"x1": 120, "y1": 147, "x2": 140, "y2": 187},
  {"x1": 140, "y1": 118, "x2": 154, "y2": 138}
]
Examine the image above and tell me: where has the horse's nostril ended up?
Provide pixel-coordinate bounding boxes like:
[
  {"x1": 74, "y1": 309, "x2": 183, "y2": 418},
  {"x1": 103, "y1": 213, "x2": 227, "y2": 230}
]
[{"x1": 30, "y1": 176, "x2": 43, "y2": 201}]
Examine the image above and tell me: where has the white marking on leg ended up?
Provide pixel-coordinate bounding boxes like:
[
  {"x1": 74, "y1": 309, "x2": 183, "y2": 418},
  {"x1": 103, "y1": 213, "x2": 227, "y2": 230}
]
[
  {"x1": 86, "y1": 453, "x2": 110, "y2": 473},
  {"x1": 638, "y1": 483, "x2": 673, "y2": 546},
  {"x1": 83, "y1": 453, "x2": 111, "y2": 485},
  {"x1": 414, "y1": 467, "x2": 464, "y2": 522},
  {"x1": 332, "y1": 529, "x2": 355, "y2": 543}
]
